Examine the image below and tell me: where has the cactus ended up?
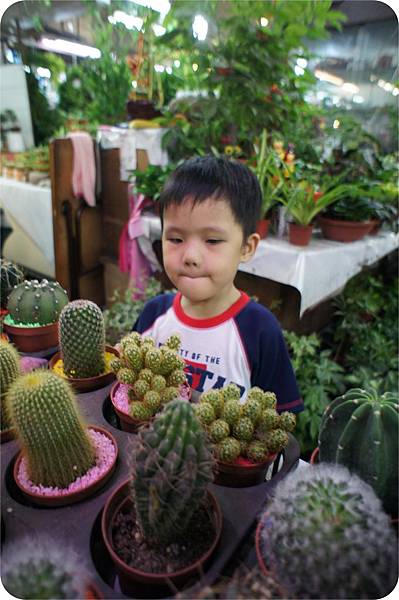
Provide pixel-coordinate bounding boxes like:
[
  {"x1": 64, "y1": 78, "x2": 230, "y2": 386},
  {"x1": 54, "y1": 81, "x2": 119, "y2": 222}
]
[
  {"x1": 151, "y1": 374, "x2": 167, "y2": 392},
  {"x1": 278, "y1": 411, "x2": 296, "y2": 432},
  {"x1": 131, "y1": 399, "x2": 214, "y2": 544},
  {"x1": 0, "y1": 339, "x2": 20, "y2": 430},
  {"x1": 59, "y1": 300, "x2": 105, "y2": 378},
  {"x1": 2, "y1": 537, "x2": 90, "y2": 599},
  {"x1": 221, "y1": 383, "x2": 241, "y2": 402},
  {"x1": 318, "y1": 388, "x2": 398, "y2": 516},
  {"x1": 200, "y1": 389, "x2": 224, "y2": 417},
  {"x1": 247, "y1": 440, "x2": 268, "y2": 463},
  {"x1": 241, "y1": 398, "x2": 262, "y2": 424},
  {"x1": 195, "y1": 402, "x2": 216, "y2": 425},
  {"x1": 258, "y1": 408, "x2": 280, "y2": 432},
  {"x1": 209, "y1": 419, "x2": 230, "y2": 442},
  {"x1": 130, "y1": 402, "x2": 154, "y2": 421},
  {"x1": 0, "y1": 258, "x2": 24, "y2": 309},
  {"x1": 259, "y1": 464, "x2": 398, "y2": 599},
  {"x1": 7, "y1": 279, "x2": 68, "y2": 325},
  {"x1": 262, "y1": 429, "x2": 288, "y2": 453},
  {"x1": 216, "y1": 437, "x2": 241, "y2": 463},
  {"x1": 164, "y1": 333, "x2": 181, "y2": 351},
  {"x1": 221, "y1": 400, "x2": 241, "y2": 426},
  {"x1": 7, "y1": 370, "x2": 95, "y2": 488},
  {"x1": 233, "y1": 417, "x2": 254, "y2": 441}
]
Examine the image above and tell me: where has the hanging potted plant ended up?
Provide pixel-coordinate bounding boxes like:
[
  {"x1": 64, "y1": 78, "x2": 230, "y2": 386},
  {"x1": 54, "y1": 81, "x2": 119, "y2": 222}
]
[
  {"x1": 49, "y1": 300, "x2": 118, "y2": 392},
  {"x1": 7, "y1": 369, "x2": 118, "y2": 507},
  {"x1": 195, "y1": 385, "x2": 294, "y2": 487},
  {"x1": 110, "y1": 331, "x2": 190, "y2": 432},
  {"x1": 101, "y1": 399, "x2": 222, "y2": 597},
  {"x1": 0, "y1": 338, "x2": 20, "y2": 443},
  {"x1": 3, "y1": 279, "x2": 68, "y2": 353}
]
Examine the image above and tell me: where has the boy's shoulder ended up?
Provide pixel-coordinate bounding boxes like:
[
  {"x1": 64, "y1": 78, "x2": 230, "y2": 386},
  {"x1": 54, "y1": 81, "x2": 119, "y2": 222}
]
[
  {"x1": 237, "y1": 298, "x2": 281, "y2": 334},
  {"x1": 134, "y1": 292, "x2": 176, "y2": 333}
]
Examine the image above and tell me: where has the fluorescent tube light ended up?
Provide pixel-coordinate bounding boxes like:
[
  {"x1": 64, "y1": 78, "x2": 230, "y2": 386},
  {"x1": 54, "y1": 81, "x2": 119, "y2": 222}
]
[{"x1": 39, "y1": 37, "x2": 101, "y2": 58}]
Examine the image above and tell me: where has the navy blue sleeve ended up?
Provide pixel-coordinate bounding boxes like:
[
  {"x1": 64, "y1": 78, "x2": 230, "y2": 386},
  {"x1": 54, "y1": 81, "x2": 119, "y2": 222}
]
[
  {"x1": 235, "y1": 301, "x2": 303, "y2": 413},
  {"x1": 132, "y1": 293, "x2": 175, "y2": 333}
]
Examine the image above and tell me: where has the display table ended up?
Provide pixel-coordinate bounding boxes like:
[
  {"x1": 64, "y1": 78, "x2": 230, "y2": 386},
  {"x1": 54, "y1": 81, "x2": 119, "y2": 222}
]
[
  {"x1": 0, "y1": 176, "x2": 55, "y2": 277},
  {"x1": 138, "y1": 213, "x2": 399, "y2": 316}
]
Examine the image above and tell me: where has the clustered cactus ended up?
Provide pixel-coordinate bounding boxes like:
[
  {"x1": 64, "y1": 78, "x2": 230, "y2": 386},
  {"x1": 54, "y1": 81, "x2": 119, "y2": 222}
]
[
  {"x1": 111, "y1": 332, "x2": 187, "y2": 421},
  {"x1": 131, "y1": 399, "x2": 214, "y2": 544},
  {"x1": 0, "y1": 338, "x2": 20, "y2": 430},
  {"x1": 195, "y1": 385, "x2": 295, "y2": 463},
  {"x1": 2, "y1": 537, "x2": 91, "y2": 599},
  {"x1": 318, "y1": 387, "x2": 398, "y2": 516},
  {"x1": 59, "y1": 300, "x2": 106, "y2": 378},
  {"x1": 0, "y1": 258, "x2": 24, "y2": 309},
  {"x1": 7, "y1": 279, "x2": 68, "y2": 325},
  {"x1": 7, "y1": 370, "x2": 95, "y2": 488},
  {"x1": 259, "y1": 464, "x2": 398, "y2": 599}
]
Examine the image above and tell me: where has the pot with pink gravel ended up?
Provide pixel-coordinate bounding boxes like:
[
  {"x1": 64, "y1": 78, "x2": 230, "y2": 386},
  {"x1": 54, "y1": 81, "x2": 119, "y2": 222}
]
[{"x1": 7, "y1": 369, "x2": 118, "y2": 507}]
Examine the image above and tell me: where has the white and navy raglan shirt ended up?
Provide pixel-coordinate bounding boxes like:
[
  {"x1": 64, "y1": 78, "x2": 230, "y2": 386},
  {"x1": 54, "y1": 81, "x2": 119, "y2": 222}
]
[{"x1": 133, "y1": 291, "x2": 303, "y2": 413}]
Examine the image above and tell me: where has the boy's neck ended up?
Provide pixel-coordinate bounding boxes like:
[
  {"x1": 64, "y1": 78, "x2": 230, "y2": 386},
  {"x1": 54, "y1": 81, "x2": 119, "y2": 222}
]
[{"x1": 180, "y1": 286, "x2": 241, "y2": 319}]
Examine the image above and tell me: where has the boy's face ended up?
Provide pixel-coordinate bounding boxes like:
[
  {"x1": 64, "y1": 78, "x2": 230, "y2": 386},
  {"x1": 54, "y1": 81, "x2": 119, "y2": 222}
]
[{"x1": 162, "y1": 197, "x2": 258, "y2": 308}]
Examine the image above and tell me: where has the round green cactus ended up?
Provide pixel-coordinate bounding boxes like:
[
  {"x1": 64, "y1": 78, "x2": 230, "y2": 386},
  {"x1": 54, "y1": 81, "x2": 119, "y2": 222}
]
[
  {"x1": 0, "y1": 338, "x2": 20, "y2": 430},
  {"x1": 59, "y1": 300, "x2": 105, "y2": 378},
  {"x1": 131, "y1": 399, "x2": 214, "y2": 544},
  {"x1": 318, "y1": 388, "x2": 398, "y2": 516},
  {"x1": 130, "y1": 401, "x2": 154, "y2": 421},
  {"x1": 233, "y1": 417, "x2": 254, "y2": 442},
  {"x1": 216, "y1": 437, "x2": 241, "y2": 463},
  {"x1": 194, "y1": 402, "x2": 216, "y2": 425},
  {"x1": 247, "y1": 440, "x2": 268, "y2": 463},
  {"x1": 259, "y1": 464, "x2": 398, "y2": 599},
  {"x1": 0, "y1": 258, "x2": 24, "y2": 309},
  {"x1": 7, "y1": 279, "x2": 68, "y2": 325},
  {"x1": 262, "y1": 429, "x2": 288, "y2": 453},
  {"x1": 209, "y1": 419, "x2": 230, "y2": 442},
  {"x1": 222, "y1": 400, "x2": 241, "y2": 426},
  {"x1": 200, "y1": 389, "x2": 224, "y2": 417},
  {"x1": 8, "y1": 370, "x2": 95, "y2": 487}
]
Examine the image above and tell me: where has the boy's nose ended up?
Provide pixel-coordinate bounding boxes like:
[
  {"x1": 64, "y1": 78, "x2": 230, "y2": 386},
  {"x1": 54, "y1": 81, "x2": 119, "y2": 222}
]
[{"x1": 182, "y1": 243, "x2": 201, "y2": 267}]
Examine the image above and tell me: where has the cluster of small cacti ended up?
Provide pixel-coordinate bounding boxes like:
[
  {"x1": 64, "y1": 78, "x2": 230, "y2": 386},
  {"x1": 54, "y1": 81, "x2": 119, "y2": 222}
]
[
  {"x1": 2, "y1": 536, "x2": 90, "y2": 599},
  {"x1": 59, "y1": 300, "x2": 106, "y2": 378},
  {"x1": 195, "y1": 385, "x2": 295, "y2": 464},
  {"x1": 7, "y1": 279, "x2": 68, "y2": 325},
  {"x1": 7, "y1": 370, "x2": 95, "y2": 487},
  {"x1": 0, "y1": 258, "x2": 24, "y2": 309},
  {"x1": 111, "y1": 332, "x2": 187, "y2": 421},
  {"x1": 0, "y1": 338, "x2": 20, "y2": 430},
  {"x1": 259, "y1": 464, "x2": 398, "y2": 599},
  {"x1": 131, "y1": 399, "x2": 214, "y2": 544}
]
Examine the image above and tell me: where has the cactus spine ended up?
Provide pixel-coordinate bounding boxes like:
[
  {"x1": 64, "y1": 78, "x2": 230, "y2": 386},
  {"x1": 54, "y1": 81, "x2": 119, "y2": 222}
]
[
  {"x1": 8, "y1": 370, "x2": 95, "y2": 487},
  {"x1": 7, "y1": 279, "x2": 68, "y2": 325},
  {"x1": 259, "y1": 464, "x2": 398, "y2": 599},
  {"x1": 318, "y1": 388, "x2": 398, "y2": 515},
  {"x1": 131, "y1": 399, "x2": 214, "y2": 544},
  {"x1": 0, "y1": 258, "x2": 24, "y2": 309},
  {"x1": 59, "y1": 300, "x2": 105, "y2": 378},
  {"x1": 0, "y1": 339, "x2": 20, "y2": 430}
]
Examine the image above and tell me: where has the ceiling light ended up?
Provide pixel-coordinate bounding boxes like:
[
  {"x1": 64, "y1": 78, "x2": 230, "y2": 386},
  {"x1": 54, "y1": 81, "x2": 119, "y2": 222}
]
[
  {"x1": 192, "y1": 15, "x2": 208, "y2": 41},
  {"x1": 166, "y1": 66, "x2": 172, "y2": 74},
  {"x1": 260, "y1": 17, "x2": 269, "y2": 27},
  {"x1": 36, "y1": 67, "x2": 51, "y2": 78},
  {"x1": 108, "y1": 11, "x2": 143, "y2": 30},
  {"x1": 314, "y1": 69, "x2": 343, "y2": 86},
  {"x1": 174, "y1": 59, "x2": 180, "y2": 68},
  {"x1": 377, "y1": 79, "x2": 386, "y2": 88},
  {"x1": 384, "y1": 82, "x2": 393, "y2": 92},
  {"x1": 333, "y1": 119, "x2": 340, "y2": 129},
  {"x1": 294, "y1": 65, "x2": 304, "y2": 76},
  {"x1": 39, "y1": 37, "x2": 101, "y2": 58},
  {"x1": 127, "y1": 0, "x2": 171, "y2": 17},
  {"x1": 353, "y1": 95, "x2": 364, "y2": 104},
  {"x1": 154, "y1": 64, "x2": 165, "y2": 72},
  {"x1": 342, "y1": 82, "x2": 359, "y2": 94},
  {"x1": 192, "y1": 63, "x2": 199, "y2": 72},
  {"x1": 296, "y1": 58, "x2": 308, "y2": 68}
]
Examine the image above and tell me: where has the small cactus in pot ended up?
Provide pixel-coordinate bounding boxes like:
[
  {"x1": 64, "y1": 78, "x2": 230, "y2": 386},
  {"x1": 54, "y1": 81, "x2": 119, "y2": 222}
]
[
  {"x1": 0, "y1": 338, "x2": 20, "y2": 433},
  {"x1": 6, "y1": 279, "x2": 68, "y2": 325}
]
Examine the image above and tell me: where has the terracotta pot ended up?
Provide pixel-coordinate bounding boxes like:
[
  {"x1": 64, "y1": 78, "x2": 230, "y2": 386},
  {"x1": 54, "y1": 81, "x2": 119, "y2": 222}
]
[
  {"x1": 13, "y1": 425, "x2": 118, "y2": 507},
  {"x1": 288, "y1": 223, "x2": 313, "y2": 246},
  {"x1": 3, "y1": 321, "x2": 58, "y2": 353},
  {"x1": 310, "y1": 447, "x2": 319, "y2": 464},
  {"x1": 256, "y1": 219, "x2": 271, "y2": 239},
  {"x1": 49, "y1": 346, "x2": 119, "y2": 392},
  {"x1": 318, "y1": 216, "x2": 373, "y2": 242},
  {"x1": 214, "y1": 454, "x2": 277, "y2": 487},
  {"x1": 1, "y1": 426, "x2": 15, "y2": 444},
  {"x1": 101, "y1": 480, "x2": 222, "y2": 596},
  {"x1": 110, "y1": 382, "x2": 153, "y2": 433},
  {"x1": 126, "y1": 99, "x2": 162, "y2": 120},
  {"x1": 369, "y1": 219, "x2": 382, "y2": 235}
]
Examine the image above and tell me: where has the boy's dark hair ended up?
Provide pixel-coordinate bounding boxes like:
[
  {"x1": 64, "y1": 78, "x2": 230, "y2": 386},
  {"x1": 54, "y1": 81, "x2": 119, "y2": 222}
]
[{"x1": 159, "y1": 156, "x2": 262, "y2": 239}]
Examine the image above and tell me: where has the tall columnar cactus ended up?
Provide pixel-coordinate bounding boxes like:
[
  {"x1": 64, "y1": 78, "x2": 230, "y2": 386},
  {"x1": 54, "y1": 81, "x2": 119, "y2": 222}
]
[
  {"x1": 131, "y1": 399, "x2": 214, "y2": 544},
  {"x1": 7, "y1": 370, "x2": 95, "y2": 487},
  {"x1": 318, "y1": 388, "x2": 398, "y2": 515},
  {"x1": 2, "y1": 537, "x2": 90, "y2": 599},
  {"x1": 7, "y1": 279, "x2": 68, "y2": 325},
  {"x1": 0, "y1": 258, "x2": 24, "y2": 309},
  {"x1": 0, "y1": 338, "x2": 20, "y2": 430},
  {"x1": 259, "y1": 464, "x2": 398, "y2": 599},
  {"x1": 59, "y1": 300, "x2": 105, "y2": 378}
]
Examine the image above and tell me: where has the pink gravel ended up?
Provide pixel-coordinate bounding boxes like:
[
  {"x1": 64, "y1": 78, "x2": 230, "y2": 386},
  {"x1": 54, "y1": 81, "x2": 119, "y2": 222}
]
[
  {"x1": 113, "y1": 382, "x2": 191, "y2": 416},
  {"x1": 16, "y1": 429, "x2": 116, "y2": 497},
  {"x1": 20, "y1": 357, "x2": 48, "y2": 373}
]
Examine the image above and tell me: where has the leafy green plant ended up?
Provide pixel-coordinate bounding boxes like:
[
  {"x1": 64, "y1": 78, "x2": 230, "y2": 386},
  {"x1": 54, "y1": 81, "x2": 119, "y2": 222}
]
[
  {"x1": 250, "y1": 130, "x2": 284, "y2": 218},
  {"x1": 130, "y1": 163, "x2": 177, "y2": 200}
]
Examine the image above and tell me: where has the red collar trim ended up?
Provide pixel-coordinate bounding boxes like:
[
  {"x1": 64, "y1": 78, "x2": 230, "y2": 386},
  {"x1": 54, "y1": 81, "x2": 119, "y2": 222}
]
[{"x1": 173, "y1": 291, "x2": 250, "y2": 328}]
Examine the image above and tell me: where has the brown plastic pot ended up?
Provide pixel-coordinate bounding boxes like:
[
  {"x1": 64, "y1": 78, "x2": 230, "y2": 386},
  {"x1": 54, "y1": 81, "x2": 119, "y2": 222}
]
[
  {"x1": 256, "y1": 219, "x2": 271, "y2": 239},
  {"x1": 288, "y1": 223, "x2": 313, "y2": 246},
  {"x1": 318, "y1": 216, "x2": 373, "y2": 242},
  {"x1": 110, "y1": 382, "x2": 153, "y2": 433},
  {"x1": 3, "y1": 321, "x2": 58, "y2": 353},
  {"x1": 13, "y1": 425, "x2": 118, "y2": 507},
  {"x1": 101, "y1": 480, "x2": 222, "y2": 596},
  {"x1": 369, "y1": 219, "x2": 382, "y2": 235},
  {"x1": 49, "y1": 346, "x2": 119, "y2": 392},
  {"x1": 214, "y1": 453, "x2": 277, "y2": 487}
]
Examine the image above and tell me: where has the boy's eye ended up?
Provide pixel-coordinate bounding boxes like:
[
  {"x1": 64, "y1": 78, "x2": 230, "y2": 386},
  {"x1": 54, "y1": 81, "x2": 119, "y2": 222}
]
[
  {"x1": 206, "y1": 239, "x2": 223, "y2": 245},
  {"x1": 167, "y1": 238, "x2": 183, "y2": 244}
]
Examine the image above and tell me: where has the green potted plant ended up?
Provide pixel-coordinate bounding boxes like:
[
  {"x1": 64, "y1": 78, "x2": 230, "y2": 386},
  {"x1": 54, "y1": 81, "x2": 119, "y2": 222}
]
[
  {"x1": 7, "y1": 369, "x2": 118, "y2": 507},
  {"x1": 4, "y1": 279, "x2": 69, "y2": 352},
  {"x1": 256, "y1": 464, "x2": 398, "y2": 599},
  {"x1": 0, "y1": 338, "x2": 20, "y2": 443},
  {"x1": 101, "y1": 399, "x2": 222, "y2": 596},
  {"x1": 318, "y1": 193, "x2": 378, "y2": 242}
]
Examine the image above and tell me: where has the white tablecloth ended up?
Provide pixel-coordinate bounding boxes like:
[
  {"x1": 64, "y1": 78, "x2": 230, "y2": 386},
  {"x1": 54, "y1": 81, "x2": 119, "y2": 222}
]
[
  {"x1": 0, "y1": 177, "x2": 54, "y2": 268},
  {"x1": 138, "y1": 214, "x2": 399, "y2": 316}
]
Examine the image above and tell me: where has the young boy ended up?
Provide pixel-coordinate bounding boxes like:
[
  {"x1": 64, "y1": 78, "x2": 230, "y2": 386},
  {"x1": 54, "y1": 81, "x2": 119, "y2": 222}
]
[{"x1": 133, "y1": 156, "x2": 303, "y2": 413}]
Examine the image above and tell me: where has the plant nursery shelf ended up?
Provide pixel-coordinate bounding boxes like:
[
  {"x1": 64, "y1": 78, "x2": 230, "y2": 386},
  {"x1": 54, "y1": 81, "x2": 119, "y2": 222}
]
[{"x1": 1, "y1": 382, "x2": 300, "y2": 599}]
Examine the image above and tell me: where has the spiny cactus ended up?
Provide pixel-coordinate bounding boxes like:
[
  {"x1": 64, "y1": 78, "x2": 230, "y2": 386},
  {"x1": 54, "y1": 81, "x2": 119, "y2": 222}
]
[
  {"x1": 2, "y1": 537, "x2": 90, "y2": 599},
  {"x1": 318, "y1": 387, "x2": 398, "y2": 516},
  {"x1": 259, "y1": 464, "x2": 398, "y2": 599},
  {"x1": 0, "y1": 339, "x2": 20, "y2": 430},
  {"x1": 0, "y1": 258, "x2": 24, "y2": 309},
  {"x1": 131, "y1": 399, "x2": 214, "y2": 544},
  {"x1": 7, "y1": 370, "x2": 95, "y2": 488},
  {"x1": 216, "y1": 437, "x2": 241, "y2": 463},
  {"x1": 7, "y1": 279, "x2": 68, "y2": 325},
  {"x1": 59, "y1": 300, "x2": 105, "y2": 378}
]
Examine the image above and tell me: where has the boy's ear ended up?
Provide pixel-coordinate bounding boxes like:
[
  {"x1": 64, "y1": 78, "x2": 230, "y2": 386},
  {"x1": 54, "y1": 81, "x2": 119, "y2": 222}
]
[{"x1": 240, "y1": 233, "x2": 260, "y2": 262}]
